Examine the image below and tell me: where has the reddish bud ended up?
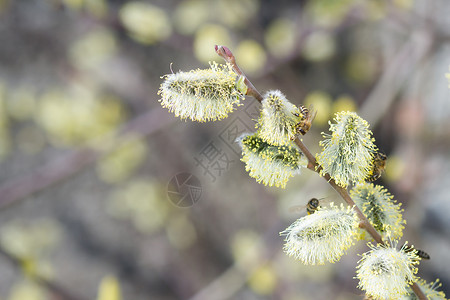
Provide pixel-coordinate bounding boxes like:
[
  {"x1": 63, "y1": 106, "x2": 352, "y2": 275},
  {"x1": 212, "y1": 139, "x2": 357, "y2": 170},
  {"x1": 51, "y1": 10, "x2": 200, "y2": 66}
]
[{"x1": 215, "y1": 45, "x2": 233, "y2": 59}]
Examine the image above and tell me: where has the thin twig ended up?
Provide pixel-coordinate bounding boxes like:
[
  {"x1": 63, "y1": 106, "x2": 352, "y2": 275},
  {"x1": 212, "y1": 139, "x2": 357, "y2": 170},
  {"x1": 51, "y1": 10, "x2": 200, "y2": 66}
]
[
  {"x1": 215, "y1": 45, "x2": 263, "y2": 102},
  {"x1": 0, "y1": 247, "x2": 86, "y2": 300},
  {"x1": 217, "y1": 46, "x2": 428, "y2": 300}
]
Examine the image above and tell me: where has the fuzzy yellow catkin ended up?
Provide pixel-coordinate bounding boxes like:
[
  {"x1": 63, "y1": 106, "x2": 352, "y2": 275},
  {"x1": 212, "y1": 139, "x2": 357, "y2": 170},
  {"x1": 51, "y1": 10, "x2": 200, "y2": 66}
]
[
  {"x1": 257, "y1": 90, "x2": 303, "y2": 146},
  {"x1": 237, "y1": 133, "x2": 306, "y2": 188},
  {"x1": 281, "y1": 203, "x2": 358, "y2": 265},
  {"x1": 316, "y1": 111, "x2": 376, "y2": 188},
  {"x1": 158, "y1": 62, "x2": 244, "y2": 122},
  {"x1": 350, "y1": 182, "x2": 405, "y2": 241},
  {"x1": 400, "y1": 278, "x2": 447, "y2": 300},
  {"x1": 356, "y1": 242, "x2": 420, "y2": 300}
]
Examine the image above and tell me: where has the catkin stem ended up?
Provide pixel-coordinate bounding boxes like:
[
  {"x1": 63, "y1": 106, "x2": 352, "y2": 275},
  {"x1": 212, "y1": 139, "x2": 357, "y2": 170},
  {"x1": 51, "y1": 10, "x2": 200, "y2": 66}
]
[
  {"x1": 295, "y1": 135, "x2": 427, "y2": 300},
  {"x1": 292, "y1": 139, "x2": 384, "y2": 244},
  {"x1": 217, "y1": 45, "x2": 428, "y2": 300},
  {"x1": 215, "y1": 45, "x2": 264, "y2": 102}
]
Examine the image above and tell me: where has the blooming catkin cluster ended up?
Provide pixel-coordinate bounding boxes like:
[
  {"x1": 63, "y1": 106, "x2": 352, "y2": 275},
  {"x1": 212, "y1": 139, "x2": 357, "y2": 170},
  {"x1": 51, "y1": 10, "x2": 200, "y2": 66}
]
[
  {"x1": 237, "y1": 133, "x2": 306, "y2": 188},
  {"x1": 158, "y1": 62, "x2": 244, "y2": 122},
  {"x1": 401, "y1": 278, "x2": 447, "y2": 300},
  {"x1": 356, "y1": 243, "x2": 420, "y2": 300},
  {"x1": 281, "y1": 203, "x2": 358, "y2": 265},
  {"x1": 257, "y1": 90, "x2": 303, "y2": 146},
  {"x1": 316, "y1": 111, "x2": 376, "y2": 188},
  {"x1": 350, "y1": 182, "x2": 405, "y2": 241}
]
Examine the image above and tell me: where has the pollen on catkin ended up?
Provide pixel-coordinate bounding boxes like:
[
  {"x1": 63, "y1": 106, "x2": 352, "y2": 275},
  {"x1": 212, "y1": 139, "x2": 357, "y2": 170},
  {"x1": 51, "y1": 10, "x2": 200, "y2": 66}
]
[
  {"x1": 237, "y1": 133, "x2": 306, "y2": 188},
  {"x1": 257, "y1": 90, "x2": 303, "y2": 146},
  {"x1": 350, "y1": 182, "x2": 405, "y2": 241},
  {"x1": 316, "y1": 111, "x2": 376, "y2": 188},
  {"x1": 401, "y1": 278, "x2": 447, "y2": 300},
  {"x1": 280, "y1": 203, "x2": 358, "y2": 265},
  {"x1": 356, "y1": 242, "x2": 420, "y2": 300},
  {"x1": 158, "y1": 62, "x2": 244, "y2": 122}
]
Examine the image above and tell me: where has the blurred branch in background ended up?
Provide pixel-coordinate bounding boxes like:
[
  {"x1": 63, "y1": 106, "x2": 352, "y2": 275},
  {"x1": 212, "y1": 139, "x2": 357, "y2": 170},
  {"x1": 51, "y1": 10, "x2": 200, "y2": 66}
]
[
  {"x1": 0, "y1": 0, "x2": 449, "y2": 299},
  {"x1": 0, "y1": 246, "x2": 85, "y2": 300},
  {"x1": 0, "y1": 108, "x2": 173, "y2": 210},
  {"x1": 360, "y1": 30, "x2": 433, "y2": 125}
]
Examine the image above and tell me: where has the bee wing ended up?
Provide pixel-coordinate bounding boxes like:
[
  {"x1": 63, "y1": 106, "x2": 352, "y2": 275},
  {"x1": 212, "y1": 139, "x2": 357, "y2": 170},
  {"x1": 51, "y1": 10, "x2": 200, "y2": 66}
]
[
  {"x1": 319, "y1": 198, "x2": 336, "y2": 208},
  {"x1": 308, "y1": 105, "x2": 318, "y2": 121},
  {"x1": 289, "y1": 204, "x2": 307, "y2": 213},
  {"x1": 289, "y1": 197, "x2": 329, "y2": 213}
]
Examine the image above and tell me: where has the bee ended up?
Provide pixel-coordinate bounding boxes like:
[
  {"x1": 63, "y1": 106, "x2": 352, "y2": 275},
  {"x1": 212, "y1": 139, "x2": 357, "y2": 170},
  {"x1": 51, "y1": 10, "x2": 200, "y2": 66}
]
[
  {"x1": 402, "y1": 243, "x2": 430, "y2": 260},
  {"x1": 366, "y1": 152, "x2": 387, "y2": 182},
  {"x1": 294, "y1": 105, "x2": 317, "y2": 136},
  {"x1": 289, "y1": 197, "x2": 327, "y2": 215},
  {"x1": 305, "y1": 197, "x2": 321, "y2": 215}
]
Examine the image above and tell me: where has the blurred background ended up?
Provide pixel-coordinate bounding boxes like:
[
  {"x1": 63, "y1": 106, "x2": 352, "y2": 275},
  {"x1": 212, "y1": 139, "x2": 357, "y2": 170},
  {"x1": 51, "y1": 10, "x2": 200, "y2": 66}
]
[{"x1": 0, "y1": 0, "x2": 449, "y2": 299}]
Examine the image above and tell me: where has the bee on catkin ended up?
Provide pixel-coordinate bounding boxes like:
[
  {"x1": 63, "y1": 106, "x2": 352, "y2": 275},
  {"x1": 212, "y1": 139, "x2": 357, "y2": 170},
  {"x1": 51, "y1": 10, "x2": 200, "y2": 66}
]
[
  {"x1": 366, "y1": 152, "x2": 387, "y2": 182},
  {"x1": 295, "y1": 105, "x2": 317, "y2": 136}
]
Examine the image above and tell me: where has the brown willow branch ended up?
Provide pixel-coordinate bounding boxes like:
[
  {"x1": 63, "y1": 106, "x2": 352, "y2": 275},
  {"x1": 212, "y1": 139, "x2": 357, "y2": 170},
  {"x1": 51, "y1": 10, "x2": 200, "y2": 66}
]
[
  {"x1": 292, "y1": 139, "x2": 384, "y2": 244},
  {"x1": 0, "y1": 108, "x2": 173, "y2": 210},
  {"x1": 295, "y1": 133, "x2": 426, "y2": 300},
  {"x1": 217, "y1": 46, "x2": 427, "y2": 300},
  {"x1": 296, "y1": 136, "x2": 427, "y2": 300}
]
